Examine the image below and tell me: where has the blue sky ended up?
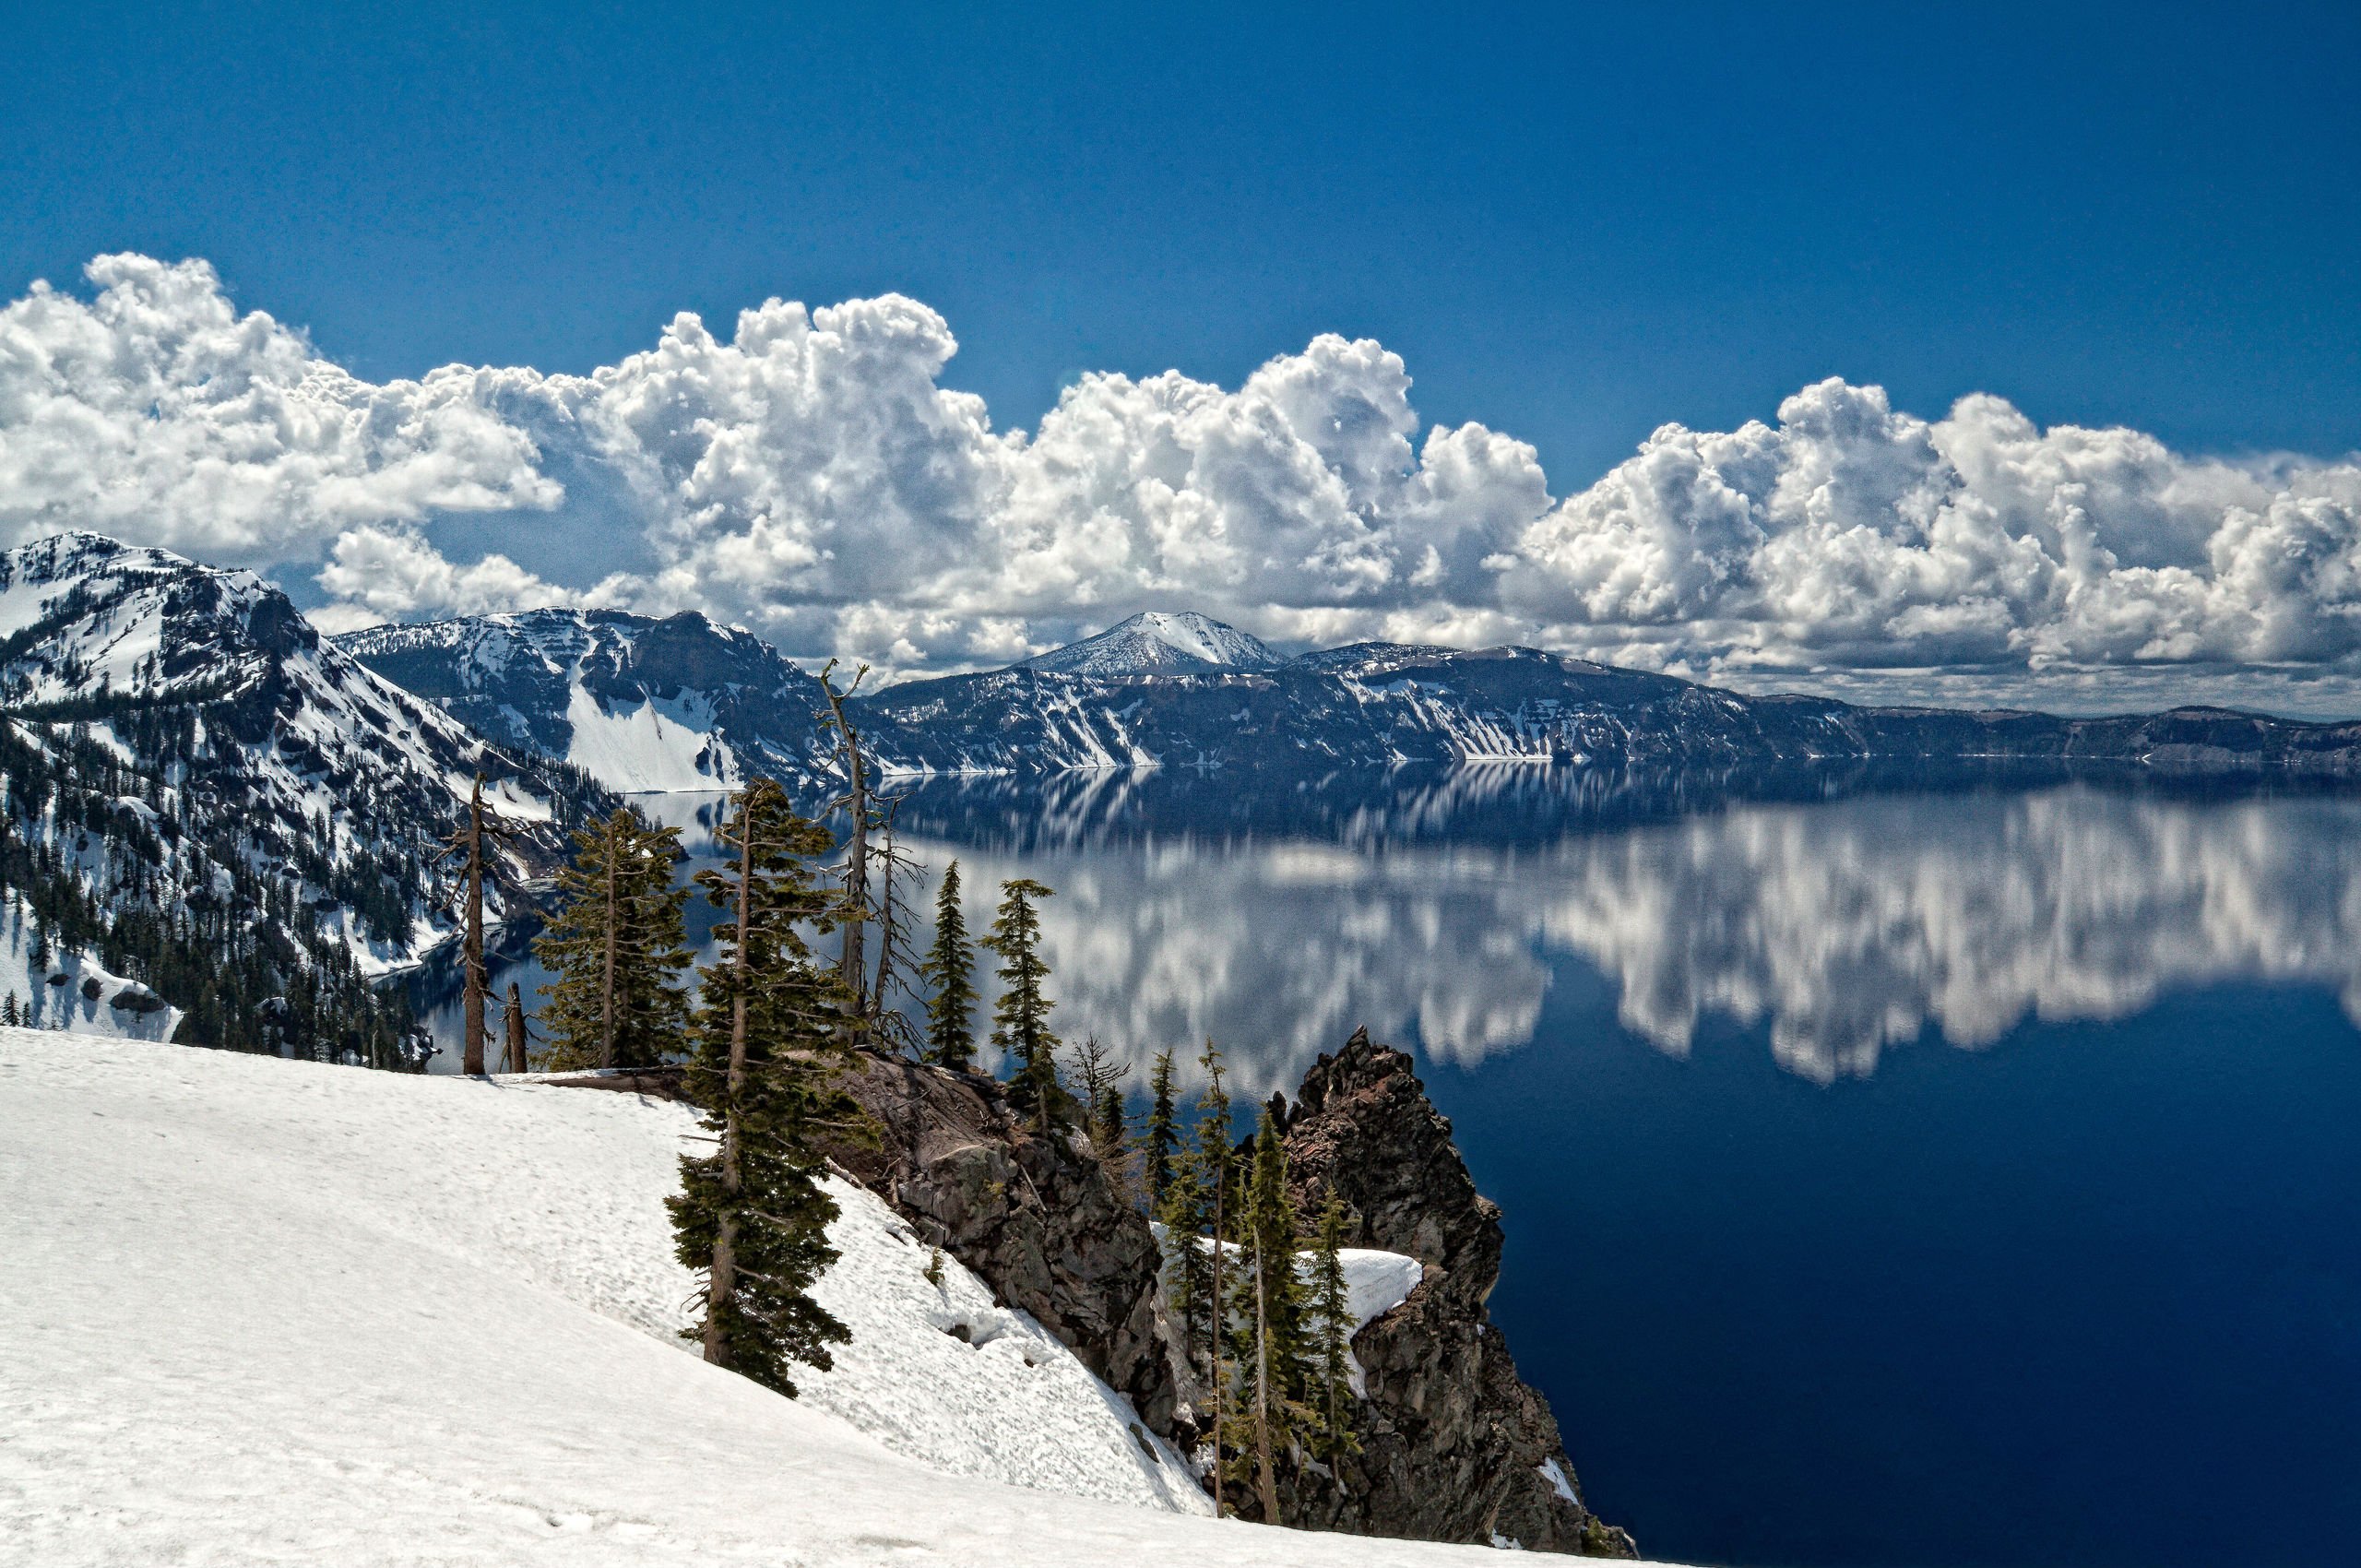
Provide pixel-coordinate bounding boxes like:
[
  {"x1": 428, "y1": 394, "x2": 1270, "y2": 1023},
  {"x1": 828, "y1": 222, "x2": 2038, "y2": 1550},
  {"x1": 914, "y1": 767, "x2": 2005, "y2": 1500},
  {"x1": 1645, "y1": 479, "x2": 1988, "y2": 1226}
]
[{"x1": 5, "y1": 2, "x2": 2360, "y2": 707}]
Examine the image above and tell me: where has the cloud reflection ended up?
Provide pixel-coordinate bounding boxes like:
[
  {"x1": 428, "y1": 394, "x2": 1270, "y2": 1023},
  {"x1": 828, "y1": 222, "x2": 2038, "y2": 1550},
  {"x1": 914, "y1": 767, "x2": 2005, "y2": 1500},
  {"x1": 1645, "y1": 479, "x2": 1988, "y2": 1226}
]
[{"x1": 902, "y1": 785, "x2": 2361, "y2": 1091}]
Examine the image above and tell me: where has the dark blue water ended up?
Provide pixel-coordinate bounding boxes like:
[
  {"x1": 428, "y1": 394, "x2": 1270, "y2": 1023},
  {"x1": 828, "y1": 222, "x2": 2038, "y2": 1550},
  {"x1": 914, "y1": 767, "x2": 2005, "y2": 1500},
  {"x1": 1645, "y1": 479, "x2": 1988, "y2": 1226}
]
[
  {"x1": 445, "y1": 769, "x2": 2361, "y2": 1566},
  {"x1": 1453, "y1": 977, "x2": 2361, "y2": 1568}
]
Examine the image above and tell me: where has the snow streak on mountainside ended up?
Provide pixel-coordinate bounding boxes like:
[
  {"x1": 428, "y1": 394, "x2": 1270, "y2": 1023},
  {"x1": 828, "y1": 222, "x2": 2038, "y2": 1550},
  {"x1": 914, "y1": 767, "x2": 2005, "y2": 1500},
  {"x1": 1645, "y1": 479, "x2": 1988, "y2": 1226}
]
[
  {"x1": 0, "y1": 534, "x2": 605, "y2": 1055},
  {"x1": 0, "y1": 1033, "x2": 1564, "y2": 1567},
  {"x1": 856, "y1": 644, "x2": 2361, "y2": 778},
  {"x1": 340, "y1": 608, "x2": 835, "y2": 794},
  {"x1": 1018, "y1": 612, "x2": 1281, "y2": 676}
]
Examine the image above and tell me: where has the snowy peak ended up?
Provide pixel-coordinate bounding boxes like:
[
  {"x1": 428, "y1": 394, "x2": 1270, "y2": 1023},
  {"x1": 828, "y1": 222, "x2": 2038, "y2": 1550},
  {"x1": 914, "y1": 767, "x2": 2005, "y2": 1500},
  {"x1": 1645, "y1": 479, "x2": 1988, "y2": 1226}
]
[
  {"x1": 0, "y1": 532, "x2": 599, "y2": 979},
  {"x1": 1017, "y1": 612, "x2": 1280, "y2": 676},
  {"x1": 340, "y1": 607, "x2": 832, "y2": 793}
]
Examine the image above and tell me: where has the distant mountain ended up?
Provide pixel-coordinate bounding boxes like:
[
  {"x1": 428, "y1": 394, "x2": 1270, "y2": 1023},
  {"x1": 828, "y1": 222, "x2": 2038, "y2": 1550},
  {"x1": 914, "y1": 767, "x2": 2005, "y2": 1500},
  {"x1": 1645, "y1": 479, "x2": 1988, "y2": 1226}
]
[
  {"x1": 339, "y1": 609, "x2": 834, "y2": 793},
  {"x1": 1016, "y1": 611, "x2": 1281, "y2": 676},
  {"x1": 0, "y1": 534, "x2": 605, "y2": 1059},
  {"x1": 855, "y1": 639, "x2": 2361, "y2": 778},
  {"x1": 855, "y1": 642, "x2": 1777, "y2": 774},
  {"x1": 326, "y1": 585, "x2": 2361, "y2": 789}
]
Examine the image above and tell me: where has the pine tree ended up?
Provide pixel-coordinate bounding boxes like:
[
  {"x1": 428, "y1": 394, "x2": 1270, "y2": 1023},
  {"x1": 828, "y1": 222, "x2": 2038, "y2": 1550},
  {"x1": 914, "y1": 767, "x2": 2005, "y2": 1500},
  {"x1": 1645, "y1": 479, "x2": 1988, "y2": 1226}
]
[
  {"x1": 1141, "y1": 1047, "x2": 1179, "y2": 1209},
  {"x1": 533, "y1": 807, "x2": 693, "y2": 1072},
  {"x1": 668, "y1": 779, "x2": 860, "y2": 1397},
  {"x1": 920, "y1": 861, "x2": 979, "y2": 1070},
  {"x1": 983, "y1": 877, "x2": 1062, "y2": 1132},
  {"x1": 1224, "y1": 1105, "x2": 1314, "y2": 1524},
  {"x1": 1157, "y1": 1118, "x2": 1216, "y2": 1387},
  {"x1": 1308, "y1": 1189, "x2": 1361, "y2": 1475},
  {"x1": 2, "y1": 990, "x2": 16, "y2": 1027},
  {"x1": 1191, "y1": 1041, "x2": 1238, "y2": 1516}
]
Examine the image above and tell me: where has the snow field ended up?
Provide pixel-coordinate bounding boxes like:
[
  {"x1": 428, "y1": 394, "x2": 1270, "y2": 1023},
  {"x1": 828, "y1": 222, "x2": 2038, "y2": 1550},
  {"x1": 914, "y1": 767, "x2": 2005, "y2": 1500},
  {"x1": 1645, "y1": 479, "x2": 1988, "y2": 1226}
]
[{"x1": 0, "y1": 1034, "x2": 1656, "y2": 1566}]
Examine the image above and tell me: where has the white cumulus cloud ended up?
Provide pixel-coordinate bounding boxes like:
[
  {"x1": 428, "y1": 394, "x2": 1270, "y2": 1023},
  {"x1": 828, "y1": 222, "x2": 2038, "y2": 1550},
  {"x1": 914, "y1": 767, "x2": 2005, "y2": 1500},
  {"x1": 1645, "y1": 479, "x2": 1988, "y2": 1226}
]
[
  {"x1": 4, "y1": 255, "x2": 2359, "y2": 707},
  {"x1": 0, "y1": 255, "x2": 559, "y2": 567}
]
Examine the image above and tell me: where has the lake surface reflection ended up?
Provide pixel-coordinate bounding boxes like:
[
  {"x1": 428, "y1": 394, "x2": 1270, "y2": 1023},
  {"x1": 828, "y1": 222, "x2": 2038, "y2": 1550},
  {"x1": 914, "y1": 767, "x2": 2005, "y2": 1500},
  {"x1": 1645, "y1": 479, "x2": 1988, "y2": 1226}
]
[
  {"x1": 421, "y1": 766, "x2": 2361, "y2": 1568},
  {"x1": 888, "y1": 770, "x2": 2361, "y2": 1092}
]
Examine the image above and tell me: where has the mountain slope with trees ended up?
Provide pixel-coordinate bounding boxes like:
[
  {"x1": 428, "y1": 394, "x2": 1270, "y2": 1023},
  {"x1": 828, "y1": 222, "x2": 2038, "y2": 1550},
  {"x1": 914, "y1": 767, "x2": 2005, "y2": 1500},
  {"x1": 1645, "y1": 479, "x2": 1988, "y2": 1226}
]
[
  {"x1": 341, "y1": 596, "x2": 2361, "y2": 786},
  {"x1": 0, "y1": 533, "x2": 607, "y2": 1059}
]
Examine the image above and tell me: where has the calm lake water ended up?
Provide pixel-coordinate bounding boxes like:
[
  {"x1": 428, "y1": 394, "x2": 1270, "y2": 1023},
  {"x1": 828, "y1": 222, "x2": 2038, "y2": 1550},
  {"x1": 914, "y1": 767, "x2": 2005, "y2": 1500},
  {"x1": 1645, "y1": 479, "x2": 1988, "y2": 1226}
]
[{"x1": 424, "y1": 767, "x2": 2361, "y2": 1568}]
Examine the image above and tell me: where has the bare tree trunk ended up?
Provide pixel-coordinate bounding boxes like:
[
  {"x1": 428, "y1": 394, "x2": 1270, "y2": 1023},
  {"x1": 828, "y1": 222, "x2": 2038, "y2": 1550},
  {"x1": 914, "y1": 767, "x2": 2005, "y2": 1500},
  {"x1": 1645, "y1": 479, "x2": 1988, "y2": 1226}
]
[
  {"x1": 504, "y1": 982, "x2": 528, "y2": 1074},
  {"x1": 1253, "y1": 1235, "x2": 1280, "y2": 1526},
  {"x1": 705, "y1": 794, "x2": 756, "y2": 1369},
  {"x1": 461, "y1": 776, "x2": 486, "y2": 1076},
  {"x1": 1210, "y1": 1167, "x2": 1226, "y2": 1519},
  {"x1": 819, "y1": 666, "x2": 870, "y2": 1020},
  {"x1": 599, "y1": 833, "x2": 617, "y2": 1068}
]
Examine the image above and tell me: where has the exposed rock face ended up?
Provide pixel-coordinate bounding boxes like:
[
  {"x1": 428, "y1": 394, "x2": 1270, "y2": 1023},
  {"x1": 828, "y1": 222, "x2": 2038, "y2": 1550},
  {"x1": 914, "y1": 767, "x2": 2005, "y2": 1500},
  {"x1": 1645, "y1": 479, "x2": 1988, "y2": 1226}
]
[
  {"x1": 1267, "y1": 1028, "x2": 1636, "y2": 1556},
  {"x1": 822, "y1": 1036, "x2": 1631, "y2": 1556},
  {"x1": 818, "y1": 1051, "x2": 1186, "y2": 1438}
]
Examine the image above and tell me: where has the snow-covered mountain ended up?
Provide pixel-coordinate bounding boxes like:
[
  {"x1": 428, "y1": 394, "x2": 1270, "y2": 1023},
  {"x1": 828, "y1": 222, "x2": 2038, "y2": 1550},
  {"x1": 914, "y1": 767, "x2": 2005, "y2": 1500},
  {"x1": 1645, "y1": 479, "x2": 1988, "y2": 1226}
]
[
  {"x1": 856, "y1": 641, "x2": 2361, "y2": 778},
  {"x1": 340, "y1": 608, "x2": 834, "y2": 793},
  {"x1": 0, "y1": 534, "x2": 604, "y2": 1057},
  {"x1": 854, "y1": 642, "x2": 1784, "y2": 774},
  {"x1": 1017, "y1": 612, "x2": 1281, "y2": 676},
  {"x1": 343, "y1": 599, "x2": 2361, "y2": 784}
]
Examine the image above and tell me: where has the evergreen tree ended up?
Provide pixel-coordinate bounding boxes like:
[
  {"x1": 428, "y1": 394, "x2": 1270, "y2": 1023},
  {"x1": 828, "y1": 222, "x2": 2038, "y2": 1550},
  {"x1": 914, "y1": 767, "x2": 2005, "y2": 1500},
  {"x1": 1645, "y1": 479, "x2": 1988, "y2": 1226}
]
[
  {"x1": 668, "y1": 779, "x2": 859, "y2": 1397},
  {"x1": 1140, "y1": 1047, "x2": 1179, "y2": 1209},
  {"x1": 1224, "y1": 1106, "x2": 1313, "y2": 1524},
  {"x1": 983, "y1": 877, "x2": 1062, "y2": 1131},
  {"x1": 1191, "y1": 1041, "x2": 1238, "y2": 1516},
  {"x1": 1157, "y1": 1119, "x2": 1216, "y2": 1390},
  {"x1": 919, "y1": 861, "x2": 979, "y2": 1069},
  {"x1": 534, "y1": 807, "x2": 693, "y2": 1071},
  {"x1": 1308, "y1": 1190, "x2": 1361, "y2": 1474}
]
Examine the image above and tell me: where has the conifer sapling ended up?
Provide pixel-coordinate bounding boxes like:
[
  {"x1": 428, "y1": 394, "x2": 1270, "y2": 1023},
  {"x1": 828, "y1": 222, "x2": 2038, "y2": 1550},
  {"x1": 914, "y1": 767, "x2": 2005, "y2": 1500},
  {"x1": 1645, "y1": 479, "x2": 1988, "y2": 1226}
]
[
  {"x1": 982, "y1": 877, "x2": 1062, "y2": 1132},
  {"x1": 919, "y1": 861, "x2": 979, "y2": 1070}
]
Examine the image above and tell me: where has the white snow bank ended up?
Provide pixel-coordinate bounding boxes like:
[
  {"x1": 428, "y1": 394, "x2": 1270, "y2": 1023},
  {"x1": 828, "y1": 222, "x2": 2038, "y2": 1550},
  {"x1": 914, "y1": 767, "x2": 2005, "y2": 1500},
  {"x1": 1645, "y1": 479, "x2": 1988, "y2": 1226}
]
[
  {"x1": 564, "y1": 681, "x2": 736, "y2": 792},
  {"x1": 805, "y1": 1180, "x2": 1210, "y2": 1513},
  {"x1": 1342, "y1": 1246, "x2": 1425, "y2": 1331},
  {"x1": 0, "y1": 890, "x2": 179, "y2": 1041},
  {"x1": 0, "y1": 1034, "x2": 1664, "y2": 1566}
]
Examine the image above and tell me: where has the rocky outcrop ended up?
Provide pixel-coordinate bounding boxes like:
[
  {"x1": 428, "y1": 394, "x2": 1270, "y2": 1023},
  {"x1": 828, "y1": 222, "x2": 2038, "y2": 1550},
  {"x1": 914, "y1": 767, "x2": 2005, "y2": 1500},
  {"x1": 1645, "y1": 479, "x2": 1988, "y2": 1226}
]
[
  {"x1": 823, "y1": 1035, "x2": 1631, "y2": 1556},
  {"x1": 1252, "y1": 1027, "x2": 1634, "y2": 1555},
  {"x1": 819, "y1": 1051, "x2": 1186, "y2": 1438}
]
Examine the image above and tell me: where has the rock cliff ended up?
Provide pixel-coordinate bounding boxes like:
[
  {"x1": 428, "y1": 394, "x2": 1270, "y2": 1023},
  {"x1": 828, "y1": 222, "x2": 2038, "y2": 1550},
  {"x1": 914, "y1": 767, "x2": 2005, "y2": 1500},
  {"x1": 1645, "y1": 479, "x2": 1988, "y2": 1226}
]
[
  {"x1": 1265, "y1": 1028, "x2": 1634, "y2": 1555},
  {"x1": 822, "y1": 1033, "x2": 1632, "y2": 1556}
]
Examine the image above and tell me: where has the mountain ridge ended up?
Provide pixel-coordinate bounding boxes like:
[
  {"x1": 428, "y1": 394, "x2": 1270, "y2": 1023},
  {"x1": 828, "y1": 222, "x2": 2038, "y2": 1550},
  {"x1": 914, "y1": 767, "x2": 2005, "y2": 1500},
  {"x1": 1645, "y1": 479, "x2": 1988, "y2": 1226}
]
[
  {"x1": 0, "y1": 533, "x2": 607, "y2": 1057},
  {"x1": 1018, "y1": 610, "x2": 1282, "y2": 675},
  {"x1": 331, "y1": 592, "x2": 2361, "y2": 789}
]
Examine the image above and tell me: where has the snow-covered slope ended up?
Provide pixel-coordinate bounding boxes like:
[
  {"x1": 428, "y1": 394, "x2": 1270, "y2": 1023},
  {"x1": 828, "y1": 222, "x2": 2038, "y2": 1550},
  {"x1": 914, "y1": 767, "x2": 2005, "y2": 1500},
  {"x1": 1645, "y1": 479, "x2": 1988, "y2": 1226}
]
[
  {"x1": 0, "y1": 885, "x2": 177, "y2": 1039},
  {"x1": 0, "y1": 535, "x2": 610, "y2": 1057},
  {"x1": 340, "y1": 608, "x2": 833, "y2": 793},
  {"x1": 1020, "y1": 612, "x2": 1281, "y2": 676},
  {"x1": 850, "y1": 645, "x2": 1722, "y2": 775},
  {"x1": 0, "y1": 1033, "x2": 1608, "y2": 1566}
]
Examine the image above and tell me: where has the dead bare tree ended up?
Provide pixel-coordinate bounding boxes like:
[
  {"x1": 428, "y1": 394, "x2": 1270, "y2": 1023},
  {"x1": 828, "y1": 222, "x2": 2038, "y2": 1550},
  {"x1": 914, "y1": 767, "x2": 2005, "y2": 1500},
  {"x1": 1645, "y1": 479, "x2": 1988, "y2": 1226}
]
[
  {"x1": 814, "y1": 660, "x2": 873, "y2": 1024},
  {"x1": 502, "y1": 981, "x2": 532, "y2": 1074},
  {"x1": 437, "y1": 774, "x2": 523, "y2": 1076}
]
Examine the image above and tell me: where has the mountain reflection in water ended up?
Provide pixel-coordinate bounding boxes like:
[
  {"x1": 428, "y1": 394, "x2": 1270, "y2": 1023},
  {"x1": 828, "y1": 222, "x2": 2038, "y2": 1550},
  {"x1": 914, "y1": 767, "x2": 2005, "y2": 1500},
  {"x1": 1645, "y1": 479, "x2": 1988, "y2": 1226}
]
[{"x1": 874, "y1": 766, "x2": 2361, "y2": 1090}]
